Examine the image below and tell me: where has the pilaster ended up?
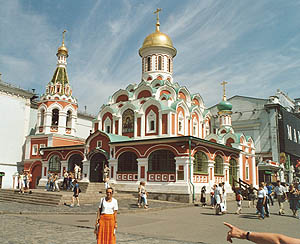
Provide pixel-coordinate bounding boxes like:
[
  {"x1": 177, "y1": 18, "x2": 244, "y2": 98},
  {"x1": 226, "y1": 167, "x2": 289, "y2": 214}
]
[
  {"x1": 175, "y1": 156, "x2": 192, "y2": 183},
  {"x1": 81, "y1": 160, "x2": 90, "y2": 182},
  {"x1": 137, "y1": 158, "x2": 148, "y2": 182}
]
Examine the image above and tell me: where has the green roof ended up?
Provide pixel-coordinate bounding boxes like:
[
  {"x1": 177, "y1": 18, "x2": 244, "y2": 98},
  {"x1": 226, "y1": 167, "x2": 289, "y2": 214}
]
[
  {"x1": 51, "y1": 67, "x2": 69, "y2": 85},
  {"x1": 105, "y1": 133, "x2": 133, "y2": 143},
  {"x1": 217, "y1": 100, "x2": 232, "y2": 111}
]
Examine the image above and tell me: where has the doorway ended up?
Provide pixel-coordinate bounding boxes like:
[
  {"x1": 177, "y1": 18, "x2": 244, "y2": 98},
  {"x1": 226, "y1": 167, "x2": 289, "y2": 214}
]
[{"x1": 90, "y1": 152, "x2": 107, "y2": 182}]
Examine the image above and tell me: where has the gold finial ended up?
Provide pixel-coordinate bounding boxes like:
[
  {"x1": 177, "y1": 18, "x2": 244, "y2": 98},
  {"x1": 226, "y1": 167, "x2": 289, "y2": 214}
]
[
  {"x1": 154, "y1": 8, "x2": 162, "y2": 32},
  {"x1": 221, "y1": 81, "x2": 228, "y2": 101},
  {"x1": 62, "y1": 29, "x2": 67, "y2": 45}
]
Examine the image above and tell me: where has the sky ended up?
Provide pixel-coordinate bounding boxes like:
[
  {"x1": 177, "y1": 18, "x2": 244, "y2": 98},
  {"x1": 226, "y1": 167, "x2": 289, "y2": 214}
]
[{"x1": 1, "y1": 0, "x2": 300, "y2": 115}]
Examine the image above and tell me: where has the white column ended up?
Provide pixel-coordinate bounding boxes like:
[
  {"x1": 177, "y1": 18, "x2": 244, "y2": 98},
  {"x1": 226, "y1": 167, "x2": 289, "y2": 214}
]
[
  {"x1": 174, "y1": 156, "x2": 191, "y2": 183},
  {"x1": 134, "y1": 112, "x2": 138, "y2": 138},
  {"x1": 223, "y1": 161, "x2": 230, "y2": 186},
  {"x1": 251, "y1": 154, "x2": 257, "y2": 187},
  {"x1": 44, "y1": 111, "x2": 52, "y2": 134},
  {"x1": 71, "y1": 113, "x2": 77, "y2": 136},
  {"x1": 38, "y1": 160, "x2": 48, "y2": 186},
  {"x1": 108, "y1": 159, "x2": 118, "y2": 184},
  {"x1": 137, "y1": 158, "x2": 148, "y2": 182},
  {"x1": 239, "y1": 152, "x2": 244, "y2": 180},
  {"x1": 208, "y1": 160, "x2": 215, "y2": 186},
  {"x1": 81, "y1": 160, "x2": 90, "y2": 182},
  {"x1": 167, "y1": 113, "x2": 171, "y2": 136},
  {"x1": 58, "y1": 110, "x2": 67, "y2": 134},
  {"x1": 158, "y1": 112, "x2": 162, "y2": 136},
  {"x1": 141, "y1": 114, "x2": 145, "y2": 137}
]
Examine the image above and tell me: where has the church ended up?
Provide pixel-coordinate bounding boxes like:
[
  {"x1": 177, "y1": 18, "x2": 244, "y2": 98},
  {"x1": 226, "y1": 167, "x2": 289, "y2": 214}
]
[{"x1": 22, "y1": 10, "x2": 257, "y2": 202}]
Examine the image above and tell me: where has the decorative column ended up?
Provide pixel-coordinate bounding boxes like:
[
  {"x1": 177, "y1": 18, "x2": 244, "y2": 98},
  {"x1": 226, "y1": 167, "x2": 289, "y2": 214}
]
[
  {"x1": 44, "y1": 111, "x2": 52, "y2": 134},
  {"x1": 61, "y1": 160, "x2": 68, "y2": 177},
  {"x1": 239, "y1": 152, "x2": 244, "y2": 180},
  {"x1": 58, "y1": 111, "x2": 67, "y2": 134},
  {"x1": 108, "y1": 158, "x2": 118, "y2": 183},
  {"x1": 158, "y1": 112, "x2": 162, "y2": 136},
  {"x1": 38, "y1": 160, "x2": 49, "y2": 186},
  {"x1": 251, "y1": 155, "x2": 257, "y2": 187},
  {"x1": 137, "y1": 158, "x2": 148, "y2": 182},
  {"x1": 208, "y1": 160, "x2": 215, "y2": 186},
  {"x1": 174, "y1": 156, "x2": 191, "y2": 183},
  {"x1": 223, "y1": 160, "x2": 230, "y2": 186},
  {"x1": 81, "y1": 160, "x2": 90, "y2": 182}
]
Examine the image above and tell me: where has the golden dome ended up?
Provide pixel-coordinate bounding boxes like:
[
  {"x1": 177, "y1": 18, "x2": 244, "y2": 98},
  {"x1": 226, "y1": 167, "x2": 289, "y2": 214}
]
[
  {"x1": 139, "y1": 9, "x2": 176, "y2": 57},
  {"x1": 57, "y1": 44, "x2": 69, "y2": 57},
  {"x1": 56, "y1": 30, "x2": 69, "y2": 57}
]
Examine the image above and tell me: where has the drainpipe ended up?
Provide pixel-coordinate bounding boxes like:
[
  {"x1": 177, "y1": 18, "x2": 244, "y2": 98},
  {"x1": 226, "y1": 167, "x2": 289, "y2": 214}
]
[{"x1": 189, "y1": 137, "x2": 195, "y2": 203}]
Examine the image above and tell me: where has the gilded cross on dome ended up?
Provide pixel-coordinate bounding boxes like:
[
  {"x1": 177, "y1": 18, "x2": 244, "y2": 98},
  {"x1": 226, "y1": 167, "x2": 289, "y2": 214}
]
[
  {"x1": 154, "y1": 8, "x2": 162, "y2": 32},
  {"x1": 62, "y1": 29, "x2": 67, "y2": 45},
  {"x1": 221, "y1": 81, "x2": 228, "y2": 101}
]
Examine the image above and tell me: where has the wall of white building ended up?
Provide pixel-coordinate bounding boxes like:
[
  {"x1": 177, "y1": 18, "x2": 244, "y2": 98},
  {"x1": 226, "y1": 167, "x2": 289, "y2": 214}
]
[
  {"x1": 76, "y1": 113, "x2": 94, "y2": 139},
  {"x1": 0, "y1": 87, "x2": 34, "y2": 188}
]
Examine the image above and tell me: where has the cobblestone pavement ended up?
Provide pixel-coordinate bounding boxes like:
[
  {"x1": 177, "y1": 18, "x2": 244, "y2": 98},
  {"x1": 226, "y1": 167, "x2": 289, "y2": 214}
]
[
  {"x1": 0, "y1": 214, "x2": 199, "y2": 244},
  {"x1": 0, "y1": 198, "x2": 189, "y2": 214},
  {"x1": 1, "y1": 200, "x2": 299, "y2": 244}
]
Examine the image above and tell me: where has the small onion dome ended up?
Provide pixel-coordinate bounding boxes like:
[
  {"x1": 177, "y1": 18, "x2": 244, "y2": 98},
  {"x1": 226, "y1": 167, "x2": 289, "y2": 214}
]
[
  {"x1": 217, "y1": 100, "x2": 232, "y2": 111},
  {"x1": 57, "y1": 44, "x2": 68, "y2": 57}
]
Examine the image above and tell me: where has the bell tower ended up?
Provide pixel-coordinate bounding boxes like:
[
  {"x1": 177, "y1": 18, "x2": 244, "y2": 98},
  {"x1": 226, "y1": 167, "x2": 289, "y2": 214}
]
[
  {"x1": 139, "y1": 9, "x2": 177, "y2": 83},
  {"x1": 37, "y1": 30, "x2": 78, "y2": 136}
]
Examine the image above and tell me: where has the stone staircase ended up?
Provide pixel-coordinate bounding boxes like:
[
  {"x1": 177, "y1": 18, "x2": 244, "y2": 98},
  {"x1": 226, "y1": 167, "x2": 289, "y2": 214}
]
[
  {"x1": 0, "y1": 189, "x2": 62, "y2": 206},
  {"x1": 0, "y1": 183, "x2": 136, "y2": 206}
]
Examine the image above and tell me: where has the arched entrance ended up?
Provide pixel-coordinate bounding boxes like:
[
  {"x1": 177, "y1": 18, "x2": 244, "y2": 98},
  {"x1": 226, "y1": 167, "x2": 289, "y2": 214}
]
[
  {"x1": 68, "y1": 154, "x2": 83, "y2": 172},
  {"x1": 31, "y1": 162, "x2": 42, "y2": 189},
  {"x1": 229, "y1": 158, "x2": 238, "y2": 186},
  {"x1": 90, "y1": 152, "x2": 107, "y2": 182}
]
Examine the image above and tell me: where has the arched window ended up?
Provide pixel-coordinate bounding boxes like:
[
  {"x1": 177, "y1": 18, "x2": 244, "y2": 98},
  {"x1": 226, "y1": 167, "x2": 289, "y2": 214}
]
[
  {"x1": 66, "y1": 110, "x2": 72, "y2": 128},
  {"x1": 193, "y1": 151, "x2": 208, "y2": 173},
  {"x1": 52, "y1": 109, "x2": 59, "y2": 126},
  {"x1": 49, "y1": 155, "x2": 61, "y2": 173},
  {"x1": 229, "y1": 158, "x2": 238, "y2": 185},
  {"x1": 118, "y1": 152, "x2": 138, "y2": 172},
  {"x1": 122, "y1": 109, "x2": 134, "y2": 133},
  {"x1": 147, "y1": 57, "x2": 151, "y2": 71},
  {"x1": 158, "y1": 56, "x2": 162, "y2": 70},
  {"x1": 168, "y1": 59, "x2": 171, "y2": 72},
  {"x1": 178, "y1": 112, "x2": 184, "y2": 134},
  {"x1": 148, "y1": 150, "x2": 175, "y2": 172},
  {"x1": 40, "y1": 109, "x2": 45, "y2": 126},
  {"x1": 193, "y1": 117, "x2": 198, "y2": 136},
  {"x1": 215, "y1": 155, "x2": 224, "y2": 175},
  {"x1": 104, "y1": 117, "x2": 111, "y2": 133},
  {"x1": 147, "y1": 110, "x2": 156, "y2": 133}
]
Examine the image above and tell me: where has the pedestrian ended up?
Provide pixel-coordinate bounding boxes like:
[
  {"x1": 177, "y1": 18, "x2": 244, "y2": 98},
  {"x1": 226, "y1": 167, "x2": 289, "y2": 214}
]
[
  {"x1": 103, "y1": 164, "x2": 110, "y2": 182},
  {"x1": 224, "y1": 222, "x2": 300, "y2": 243},
  {"x1": 288, "y1": 184, "x2": 299, "y2": 218},
  {"x1": 19, "y1": 171, "x2": 25, "y2": 194},
  {"x1": 94, "y1": 187, "x2": 118, "y2": 244},
  {"x1": 210, "y1": 185, "x2": 215, "y2": 209},
  {"x1": 214, "y1": 183, "x2": 223, "y2": 215},
  {"x1": 273, "y1": 180, "x2": 287, "y2": 215},
  {"x1": 137, "y1": 182, "x2": 142, "y2": 208},
  {"x1": 139, "y1": 181, "x2": 148, "y2": 209},
  {"x1": 200, "y1": 186, "x2": 206, "y2": 207},
  {"x1": 74, "y1": 164, "x2": 80, "y2": 180},
  {"x1": 68, "y1": 172, "x2": 74, "y2": 190},
  {"x1": 248, "y1": 184, "x2": 256, "y2": 208},
  {"x1": 235, "y1": 189, "x2": 243, "y2": 215},
  {"x1": 70, "y1": 179, "x2": 80, "y2": 207},
  {"x1": 54, "y1": 173, "x2": 60, "y2": 192},
  {"x1": 104, "y1": 177, "x2": 110, "y2": 190},
  {"x1": 49, "y1": 173, "x2": 54, "y2": 191},
  {"x1": 256, "y1": 183, "x2": 266, "y2": 220},
  {"x1": 267, "y1": 183, "x2": 274, "y2": 206},
  {"x1": 24, "y1": 171, "x2": 28, "y2": 190},
  {"x1": 262, "y1": 182, "x2": 270, "y2": 217},
  {"x1": 222, "y1": 182, "x2": 227, "y2": 213},
  {"x1": 62, "y1": 169, "x2": 68, "y2": 190}
]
